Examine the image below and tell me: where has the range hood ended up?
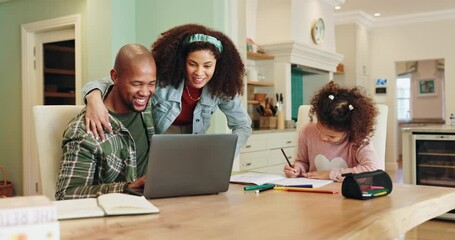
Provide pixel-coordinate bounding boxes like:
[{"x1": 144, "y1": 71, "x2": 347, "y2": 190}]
[{"x1": 262, "y1": 41, "x2": 342, "y2": 73}]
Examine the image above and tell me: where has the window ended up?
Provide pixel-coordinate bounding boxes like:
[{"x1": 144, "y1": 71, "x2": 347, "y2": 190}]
[{"x1": 396, "y1": 74, "x2": 411, "y2": 121}]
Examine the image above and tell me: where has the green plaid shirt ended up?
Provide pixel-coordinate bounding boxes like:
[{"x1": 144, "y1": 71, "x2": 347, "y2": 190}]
[{"x1": 55, "y1": 103, "x2": 154, "y2": 200}]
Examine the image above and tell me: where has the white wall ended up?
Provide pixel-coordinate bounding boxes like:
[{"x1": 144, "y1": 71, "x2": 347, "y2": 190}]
[
  {"x1": 369, "y1": 18, "x2": 455, "y2": 169},
  {"x1": 411, "y1": 60, "x2": 444, "y2": 120},
  {"x1": 334, "y1": 24, "x2": 357, "y2": 87}
]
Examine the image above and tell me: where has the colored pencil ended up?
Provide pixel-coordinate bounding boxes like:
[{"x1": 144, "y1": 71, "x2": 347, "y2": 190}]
[{"x1": 273, "y1": 186, "x2": 339, "y2": 194}]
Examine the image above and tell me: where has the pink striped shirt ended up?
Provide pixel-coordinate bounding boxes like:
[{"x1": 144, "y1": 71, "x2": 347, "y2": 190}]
[{"x1": 295, "y1": 123, "x2": 379, "y2": 181}]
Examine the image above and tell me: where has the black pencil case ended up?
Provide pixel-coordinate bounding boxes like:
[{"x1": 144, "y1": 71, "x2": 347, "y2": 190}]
[{"x1": 341, "y1": 170, "x2": 393, "y2": 200}]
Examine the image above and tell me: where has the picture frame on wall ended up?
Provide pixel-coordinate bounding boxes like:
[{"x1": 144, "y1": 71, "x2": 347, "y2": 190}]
[{"x1": 418, "y1": 79, "x2": 436, "y2": 96}]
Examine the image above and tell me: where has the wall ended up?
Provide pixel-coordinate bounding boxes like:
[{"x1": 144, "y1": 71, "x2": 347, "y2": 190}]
[
  {"x1": 254, "y1": 0, "x2": 336, "y2": 52},
  {"x1": 0, "y1": 0, "x2": 88, "y2": 196},
  {"x1": 0, "y1": 0, "x2": 229, "y2": 195},
  {"x1": 369, "y1": 18, "x2": 455, "y2": 169},
  {"x1": 86, "y1": 0, "x2": 114, "y2": 81},
  {"x1": 411, "y1": 60, "x2": 444, "y2": 120},
  {"x1": 333, "y1": 24, "x2": 357, "y2": 87},
  {"x1": 136, "y1": 0, "x2": 223, "y2": 47},
  {"x1": 333, "y1": 23, "x2": 371, "y2": 90}
]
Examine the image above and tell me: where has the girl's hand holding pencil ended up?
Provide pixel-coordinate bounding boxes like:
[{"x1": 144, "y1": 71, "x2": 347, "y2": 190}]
[
  {"x1": 284, "y1": 164, "x2": 301, "y2": 178},
  {"x1": 281, "y1": 148, "x2": 301, "y2": 177}
]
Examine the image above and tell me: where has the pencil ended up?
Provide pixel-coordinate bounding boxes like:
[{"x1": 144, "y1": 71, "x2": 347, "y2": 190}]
[
  {"x1": 274, "y1": 186, "x2": 339, "y2": 194},
  {"x1": 280, "y1": 148, "x2": 292, "y2": 167}
]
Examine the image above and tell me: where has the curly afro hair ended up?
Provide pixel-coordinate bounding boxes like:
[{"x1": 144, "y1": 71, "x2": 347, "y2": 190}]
[
  {"x1": 309, "y1": 81, "x2": 378, "y2": 149},
  {"x1": 151, "y1": 24, "x2": 245, "y2": 100}
]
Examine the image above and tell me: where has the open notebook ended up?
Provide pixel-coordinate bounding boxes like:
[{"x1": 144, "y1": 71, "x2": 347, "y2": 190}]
[
  {"x1": 54, "y1": 193, "x2": 159, "y2": 220},
  {"x1": 230, "y1": 172, "x2": 333, "y2": 188}
]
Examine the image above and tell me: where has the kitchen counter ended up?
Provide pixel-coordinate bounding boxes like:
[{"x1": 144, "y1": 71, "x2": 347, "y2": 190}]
[
  {"x1": 401, "y1": 124, "x2": 455, "y2": 133},
  {"x1": 252, "y1": 128, "x2": 296, "y2": 134}
]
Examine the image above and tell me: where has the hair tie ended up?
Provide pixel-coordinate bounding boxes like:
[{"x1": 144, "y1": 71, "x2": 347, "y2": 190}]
[
  {"x1": 188, "y1": 33, "x2": 223, "y2": 53},
  {"x1": 349, "y1": 104, "x2": 354, "y2": 111},
  {"x1": 328, "y1": 95, "x2": 335, "y2": 100}
]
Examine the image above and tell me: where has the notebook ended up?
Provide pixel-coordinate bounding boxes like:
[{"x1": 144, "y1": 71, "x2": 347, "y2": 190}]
[
  {"x1": 129, "y1": 134, "x2": 238, "y2": 199},
  {"x1": 230, "y1": 172, "x2": 333, "y2": 188}
]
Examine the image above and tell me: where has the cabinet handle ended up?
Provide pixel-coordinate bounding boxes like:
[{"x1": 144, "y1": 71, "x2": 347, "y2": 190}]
[
  {"x1": 242, "y1": 162, "x2": 252, "y2": 166},
  {"x1": 285, "y1": 141, "x2": 292, "y2": 144},
  {"x1": 244, "y1": 145, "x2": 252, "y2": 149},
  {"x1": 287, "y1": 156, "x2": 292, "y2": 159}
]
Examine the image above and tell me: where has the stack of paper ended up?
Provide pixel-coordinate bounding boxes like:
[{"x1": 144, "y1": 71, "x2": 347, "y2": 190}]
[{"x1": 0, "y1": 195, "x2": 59, "y2": 240}]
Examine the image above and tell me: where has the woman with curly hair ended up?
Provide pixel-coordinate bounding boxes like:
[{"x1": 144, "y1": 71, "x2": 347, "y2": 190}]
[
  {"x1": 81, "y1": 24, "x2": 251, "y2": 151},
  {"x1": 284, "y1": 81, "x2": 379, "y2": 181}
]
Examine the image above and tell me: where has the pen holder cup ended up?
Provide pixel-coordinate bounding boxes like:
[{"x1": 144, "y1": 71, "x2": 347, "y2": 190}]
[{"x1": 341, "y1": 170, "x2": 393, "y2": 200}]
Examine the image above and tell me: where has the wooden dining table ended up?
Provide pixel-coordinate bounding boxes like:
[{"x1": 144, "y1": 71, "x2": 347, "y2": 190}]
[{"x1": 59, "y1": 183, "x2": 455, "y2": 239}]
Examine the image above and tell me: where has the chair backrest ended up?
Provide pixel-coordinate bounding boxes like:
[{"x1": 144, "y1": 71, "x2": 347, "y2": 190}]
[
  {"x1": 33, "y1": 105, "x2": 84, "y2": 200},
  {"x1": 372, "y1": 104, "x2": 388, "y2": 170},
  {"x1": 294, "y1": 104, "x2": 388, "y2": 170}
]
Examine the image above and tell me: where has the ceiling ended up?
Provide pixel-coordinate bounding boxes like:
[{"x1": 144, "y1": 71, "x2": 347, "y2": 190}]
[{"x1": 336, "y1": 0, "x2": 455, "y2": 18}]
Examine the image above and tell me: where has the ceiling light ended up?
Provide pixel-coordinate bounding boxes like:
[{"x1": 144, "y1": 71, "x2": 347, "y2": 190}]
[
  {"x1": 373, "y1": 13, "x2": 381, "y2": 17},
  {"x1": 334, "y1": 6, "x2": 341, "y2": 10}
]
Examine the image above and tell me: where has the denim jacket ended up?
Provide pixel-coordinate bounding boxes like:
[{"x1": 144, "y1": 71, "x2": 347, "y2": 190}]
[{"x1": 82, "y1": 78, "x2": 252, "y2": 151}]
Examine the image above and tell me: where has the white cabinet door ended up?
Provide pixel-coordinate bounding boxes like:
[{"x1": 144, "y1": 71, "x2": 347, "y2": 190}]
[
  {"x1": 269, "y1": 147, "x2": 294, "y2": 165},
  {"x1": 238, "y1": 131, "x2": 296, "y2": 172},
  {"x1": 239, "y1": 151, "x2": 269, "y2": 171}
]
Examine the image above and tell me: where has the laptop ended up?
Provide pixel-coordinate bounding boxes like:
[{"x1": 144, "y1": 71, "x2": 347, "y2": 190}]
[{"x1": 130, "y1": 134, "x2": 238, "y2": 199}]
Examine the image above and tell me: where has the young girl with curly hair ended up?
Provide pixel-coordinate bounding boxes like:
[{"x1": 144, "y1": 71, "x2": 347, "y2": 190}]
[
  {"x1": 82, "y1": 24, "x2": 251, "y2": 151},
  {"x1": 284, "y1": 81, "x2": 379, "y2": 181}
]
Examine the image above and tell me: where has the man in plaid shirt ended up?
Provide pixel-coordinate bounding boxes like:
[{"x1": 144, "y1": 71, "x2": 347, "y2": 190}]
[{"x1": 56, "y1": 44, "x2": 157, "y2": 200}]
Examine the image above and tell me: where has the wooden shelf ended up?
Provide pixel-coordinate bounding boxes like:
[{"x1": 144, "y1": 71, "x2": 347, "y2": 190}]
[
  {"x1": 419, "y1": 164, "x2": 455, "y2": 169},
  {"x1": 247, "y1": 52, "x2": 274, "y2": 60},
  {"x1": 247, "y1": 81, "x2": 274, "y2": 86},
  {"x1": 44, "y1": 68, "x2": 75, "y2": 75},
  {"x1": 418, "y1": 152, "x2": 455, "y2": 157},
  {"x1": 44, "y1": 44, "x2": 75, "y2": 53},
  {"x1": 45, "y1": 92, "x2": 75, "y2": 98},
  {"x1": 247, "y1": 100, "x2": 260, "y2": 104}
]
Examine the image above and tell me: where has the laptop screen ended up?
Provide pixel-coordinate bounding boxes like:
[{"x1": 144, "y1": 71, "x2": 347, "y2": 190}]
[{"x1": 140, "y1": 134, "x2": 238, "y2": 199}]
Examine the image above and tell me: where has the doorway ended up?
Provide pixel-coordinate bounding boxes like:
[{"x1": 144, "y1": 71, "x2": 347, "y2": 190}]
[
  {"x1": 40, "y1": 38, "x2": 76, "y2": 105},
  {"x1": 21, "y1": 15, "x2": 81, "y2": 196},
  {"x1": 395, "y1": 59, "x2": 445, "y2": 162}
]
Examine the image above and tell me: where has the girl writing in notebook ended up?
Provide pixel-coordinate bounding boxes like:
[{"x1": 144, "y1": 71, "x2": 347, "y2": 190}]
[{"x1": 284, "y1": 82, "x2": 379, "y2": 181}]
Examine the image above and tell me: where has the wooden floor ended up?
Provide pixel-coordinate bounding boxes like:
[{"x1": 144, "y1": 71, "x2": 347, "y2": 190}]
[{"x1": 386, "y1": 163, "x2": 454, "y2": 240}]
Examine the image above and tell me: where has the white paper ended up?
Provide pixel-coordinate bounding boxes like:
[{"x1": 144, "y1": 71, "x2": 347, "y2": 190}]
[
  {"x1": 230, "y1": 172, "x2": 333, "y2": 188},
  {"x1": 53, "y1": 198, "x2": 104, "y2": 220}
]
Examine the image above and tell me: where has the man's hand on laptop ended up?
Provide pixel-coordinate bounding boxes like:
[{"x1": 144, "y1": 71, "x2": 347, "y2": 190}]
[{"x1": 128, "y1": 176, "x2": 146, "y2": 189}]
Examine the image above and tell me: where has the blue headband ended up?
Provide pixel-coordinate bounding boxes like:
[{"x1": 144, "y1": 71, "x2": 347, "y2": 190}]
[{"x1": 188, "y1": 33, "x2": 223, "y2": 53}]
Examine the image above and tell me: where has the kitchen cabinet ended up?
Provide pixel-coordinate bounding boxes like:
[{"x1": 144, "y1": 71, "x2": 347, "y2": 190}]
[{"x1": 239, "y1": 130, "x2": 296, "y2": 174}]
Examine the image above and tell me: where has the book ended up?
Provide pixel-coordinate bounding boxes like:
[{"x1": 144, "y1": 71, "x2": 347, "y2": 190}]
[
  {"x1": 0, "y1": 195, "x2": 57, "y2": 227},
  {"x1": 230, "y1": 172, "x2": 333, "y2": 188},
  {"x1": 54, "y1": 193, "x2": 160, "y2": 220},
  {"x1": 0, "y1": 221, "x2": 60, "y2": 240}
]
